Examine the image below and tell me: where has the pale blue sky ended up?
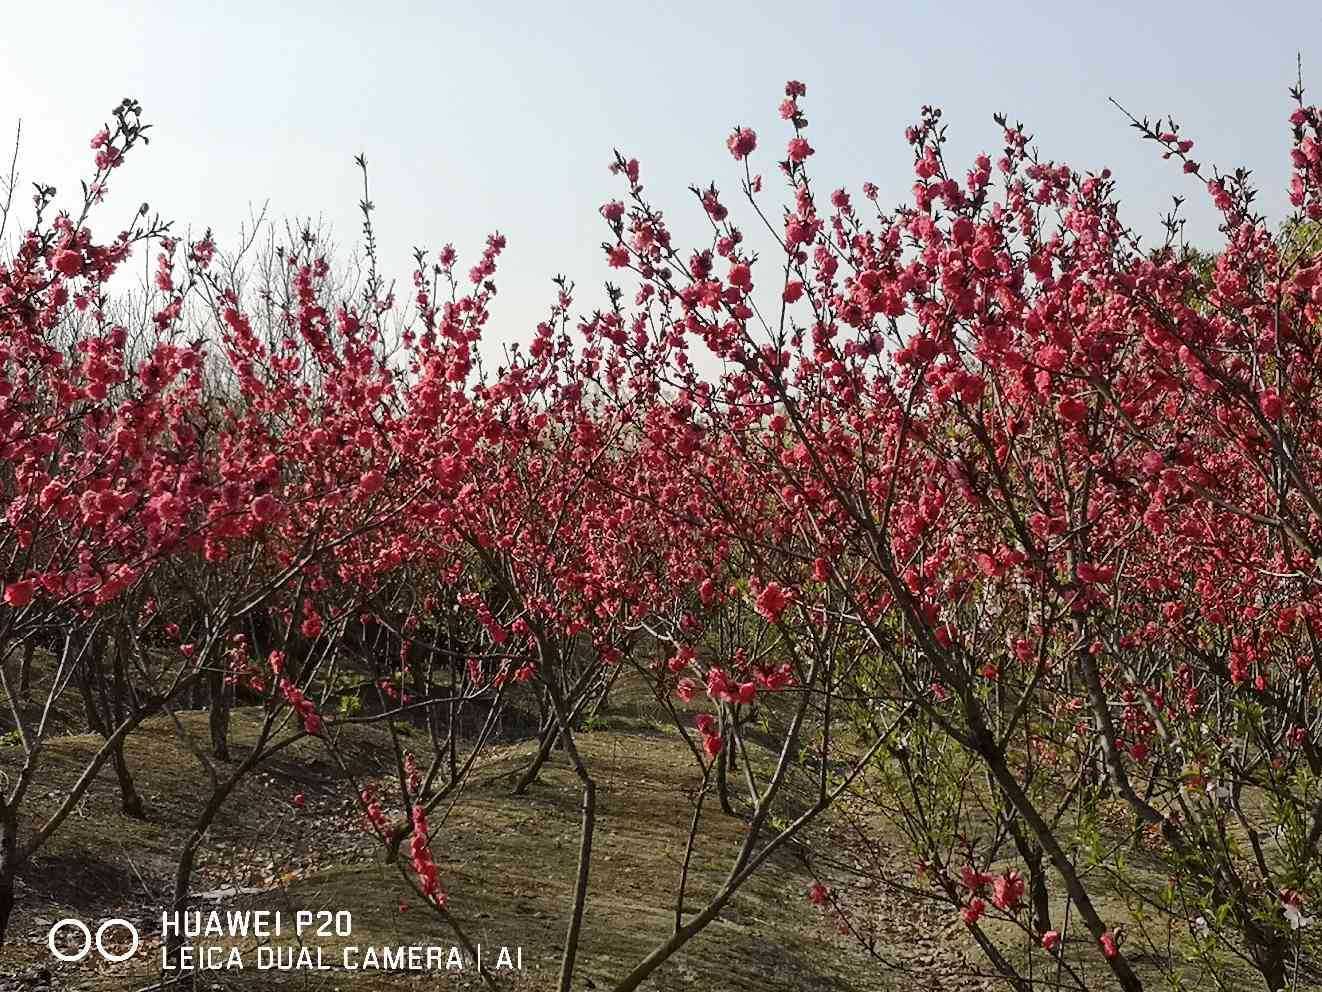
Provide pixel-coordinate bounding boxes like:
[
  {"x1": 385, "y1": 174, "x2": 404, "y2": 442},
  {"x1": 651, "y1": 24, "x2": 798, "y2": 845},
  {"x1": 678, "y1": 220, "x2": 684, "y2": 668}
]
[{"x1": 1, "y1": 1, "x2": 1317, "y2": 345}]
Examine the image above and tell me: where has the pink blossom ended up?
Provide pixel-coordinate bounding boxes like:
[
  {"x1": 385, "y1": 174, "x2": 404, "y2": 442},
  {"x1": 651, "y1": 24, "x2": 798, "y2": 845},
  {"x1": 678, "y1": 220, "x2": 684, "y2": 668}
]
[
  {"x1": 960, "y1": 865, "x2": 993, "y2": 893},
  {"x1": 727, "y1": 127, "x2": 757, "y2": 160},
  {"x1": 1056, "y1": 396, "x2": 1088, "y2": 423},
  {"x1": 992, "y1": 870, "x2": 1025, "y2": 911},
  {"x1": 787, "y1": 137, "x2": 814, "y2": 162},
  {"x1": 252, "y1": 494, "x2": 280, "y2": 522},
  {"x1": 3, "y1": 581, "x2": 34, "y2": 608},
  {"x1": 53, "y1": 249, "x2": 82, "y2": 277},
  {"x1": 961, "y1": 898, "x2": 986, "y2": 926},
  {"x1": 755, "y1": 581, "x2": 792, "y2": 621}
]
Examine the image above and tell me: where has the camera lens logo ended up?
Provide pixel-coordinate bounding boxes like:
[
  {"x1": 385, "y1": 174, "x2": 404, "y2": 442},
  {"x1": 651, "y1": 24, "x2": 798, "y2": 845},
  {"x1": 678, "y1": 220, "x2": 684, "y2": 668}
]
[{"x1": 48, "y1": 918, "x2": 140, "y2": 963}]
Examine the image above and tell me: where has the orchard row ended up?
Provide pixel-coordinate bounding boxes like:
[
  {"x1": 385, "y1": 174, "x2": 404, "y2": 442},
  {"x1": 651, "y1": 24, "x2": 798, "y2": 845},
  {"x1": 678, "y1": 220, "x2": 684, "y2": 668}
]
[{"x1": 3, "y1": 84, "x2": 1322, "y2": 991}]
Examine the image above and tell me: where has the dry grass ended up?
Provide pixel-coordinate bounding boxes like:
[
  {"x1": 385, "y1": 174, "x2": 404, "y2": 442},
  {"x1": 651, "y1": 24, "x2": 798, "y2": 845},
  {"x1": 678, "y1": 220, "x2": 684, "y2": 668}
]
[
  {"x1": 0, "y1": 692, "x2": 947, "y2": 991},
  {"x1": 4, "y1": 661, "x2": 1290, "y2": 991}
]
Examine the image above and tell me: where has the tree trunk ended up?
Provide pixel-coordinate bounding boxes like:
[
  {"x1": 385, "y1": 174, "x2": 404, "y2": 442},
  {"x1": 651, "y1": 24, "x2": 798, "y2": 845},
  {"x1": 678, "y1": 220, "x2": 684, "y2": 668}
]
[
  {"x1": 446, "y1": 654, "x2": 458, "y2": 784},
  {"x1": 165, "y1": 833, "x2": 200, "y2": 989},
  {"x1": 513, "y1": 718, "x2": 559, "y2": 795},
  {"x1": 111, "y1": 739, "x2": 146, "y2": 819},
  {"x1": 0, "y1": 809, "x2": 19, "y2": 947},
  {"x1": 716, "y1": 737, "x2": 734, "y2": 815},
  {"x1": 1240, "y1": 911, "x2": 1291, "y2": 991},
  {"x1": 76, "y1": 634, "x2": 107, "y2": 737},
  {"x1": 167, "y1": 784, "x2": 234, "y2": 972},
  {"x1": 516, "y1": 679, "x2": 599, "y2": 794},
  {"x1": 1006, "y1": 820, "x2": 1051, "y2": 935},
  {"x1": 18, "y1": 641, "x2": 34, "y2": 700},
  {"x1": 209, "y1": 665, "x2": 230, "y2": 761},
  {"x1": 544, "y1": 678, "x2": 595, "y2": 992}
]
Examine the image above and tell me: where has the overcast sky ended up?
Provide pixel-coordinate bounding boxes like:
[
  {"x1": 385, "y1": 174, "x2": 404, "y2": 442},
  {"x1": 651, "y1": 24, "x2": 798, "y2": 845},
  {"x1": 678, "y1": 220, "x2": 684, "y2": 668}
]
[{"x1": 1, "y1": 1, "x2": 1317, "y2": 349}]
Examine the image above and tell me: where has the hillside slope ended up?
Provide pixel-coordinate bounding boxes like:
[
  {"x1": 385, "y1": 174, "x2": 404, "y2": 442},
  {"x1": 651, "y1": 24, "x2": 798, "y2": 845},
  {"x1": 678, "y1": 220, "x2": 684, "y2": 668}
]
[{"x1": 0, "y1": 707, "x2": 987, "y2": 991}]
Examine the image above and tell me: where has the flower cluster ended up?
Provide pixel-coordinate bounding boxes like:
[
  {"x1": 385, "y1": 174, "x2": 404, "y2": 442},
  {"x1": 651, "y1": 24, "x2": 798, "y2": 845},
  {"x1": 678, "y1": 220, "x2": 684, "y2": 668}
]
[{"x1": 409, "y1": 805, "x2": 445, "y2": 908}]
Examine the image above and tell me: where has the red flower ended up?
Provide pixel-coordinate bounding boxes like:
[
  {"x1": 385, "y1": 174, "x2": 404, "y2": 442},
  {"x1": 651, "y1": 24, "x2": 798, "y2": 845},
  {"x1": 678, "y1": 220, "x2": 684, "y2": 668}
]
[
  {"x1": 280, "y1": 676, "x2": 323, "y2": 736},
  {"x1": 1056, "y1": 396, "x2": 1088, "y2": 423},
  {"x1": 251, "y1": 494, "x2": 279, "y2": 522},
  {"x1": 359, "y1": 469, "x2": 384, "y2": 496},
  {"x1": 291, "y1": 793, "x2": 305, "y2": 809},
  {"x1": 1076, "y1": 562, "x2": 1115, "y2": 584},
  {"x1": 960, "y1": 865, "x2": 994, "y2": 893},
  {"x1": 727, "y1": 127, "x2": 757, "y2": 160},
  {"x1": 706, "y1": 667, "x2": 732, "y2": 701},
  {"x1": 697, "y1": 578, "x2": 717, "y2": 605},
  {"x1": 409, "y1": 805, "x2": 446, "y2": 907},
  {"x1": 1259, "y1": 388, "x2": 1282, "y2": 419},
  {"x1": 1041, "y1": 930, "x2": 1061, "y2": 953},
  {"x1": 787, "y1": 137, "x2": 814, "y2": 163},
  {"x1": 808, "y1": 882, "x2": 829, "y2": 906},
  {"x1": 755, "y1": 582, "x2": 792, "y2": 622},
  {"x1": 1099, "y1": 930, "x2": 1119, "y2": 959},
  {"x1": 361, "y1": 787, "x2": 388, "y2": 836},
  {"x1": 992, "y1": 870, "x2": 1025, "y2": 911},
  {"x1": 3, "y1": 580, "x2": 34, "y2": 608},
  {"x1": 961, "y1": 898, "x2": 986, "y2": 926},
  {"x1": 52, "y1": 249, "x2": 82, "y2": 277},
  {"x1": 757, "y1": 664, "x2": 794, "y2": 691}
]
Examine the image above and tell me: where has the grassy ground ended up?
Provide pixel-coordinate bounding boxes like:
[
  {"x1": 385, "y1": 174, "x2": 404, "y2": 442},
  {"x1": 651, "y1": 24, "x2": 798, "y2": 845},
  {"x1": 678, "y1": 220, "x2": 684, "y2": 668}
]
[
  {"x1": 0, "y1": 690, "x2": 986, "y2": 992},
  {"x1": 5, "y1": 656, "x2": 1306, "y2": 992}
]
